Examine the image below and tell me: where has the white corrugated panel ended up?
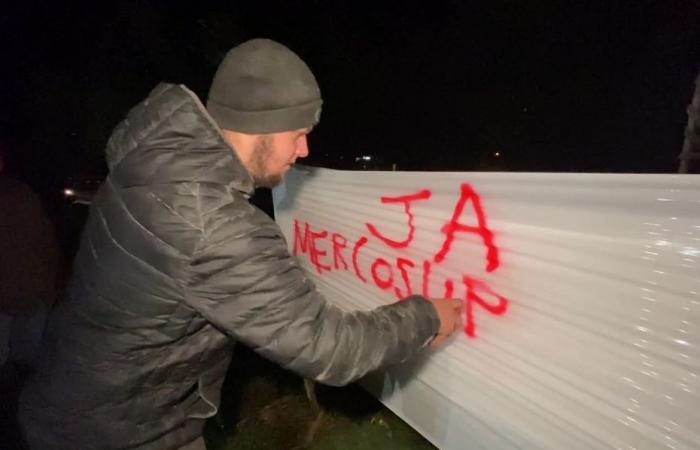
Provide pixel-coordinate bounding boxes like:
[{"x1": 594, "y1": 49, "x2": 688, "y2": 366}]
[{"x1": 272, "y1": 166, "x2": 700, "y2": 450}]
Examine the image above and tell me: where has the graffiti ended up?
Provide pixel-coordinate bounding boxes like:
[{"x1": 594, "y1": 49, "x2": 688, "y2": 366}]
[
  {"x1": 293, "y1": 183, "x2": 509, "y2": 338},
  {"x1": 366, "y1": 189, "x2": 432, "y2": 248}
]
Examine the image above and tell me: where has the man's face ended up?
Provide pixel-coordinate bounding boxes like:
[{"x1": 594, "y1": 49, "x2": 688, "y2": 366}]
[{"x1": 250, "y1": 127, "x2": 311, "y2": 187}]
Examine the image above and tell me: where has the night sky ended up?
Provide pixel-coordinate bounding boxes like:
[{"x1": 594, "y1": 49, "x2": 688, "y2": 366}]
[{"x1": 2, "y1": 1, "x2": 699, "y2": 198}]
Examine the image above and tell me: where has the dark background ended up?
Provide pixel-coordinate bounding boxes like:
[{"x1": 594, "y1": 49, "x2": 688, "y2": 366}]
[{"x1": 2, "y1": 0, "x2": 699, "y2": 200}]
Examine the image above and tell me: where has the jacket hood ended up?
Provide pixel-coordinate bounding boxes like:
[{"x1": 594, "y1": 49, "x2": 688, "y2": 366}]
[{"x1": 105, "y1": 83, "x2": 254, "y2": 196}]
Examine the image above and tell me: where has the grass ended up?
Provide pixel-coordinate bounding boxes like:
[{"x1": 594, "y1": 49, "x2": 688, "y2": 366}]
[{"x1": 204, "y1": 346, "x2": 435, "y2": 450}]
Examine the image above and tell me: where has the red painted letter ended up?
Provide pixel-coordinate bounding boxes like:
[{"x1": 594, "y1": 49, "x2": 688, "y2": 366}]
[
  {"x1": 366, "y1": 189, "x2": 432, "y2": 249},
  {"x1": 331, "y1": 233, "x2": 349, "y2": 270},
  {"x1": 294, "y1": 220, "x2": 331, "y2": 274},
  {"x1": 394, "y1": 257, "x2": 416, "y2": 299},
  {"x1": 444, "y1": 279, "x2": 455, "y2": 298},
  {"x1": 309, "y1": 229, "x2": 331, "y2": 274},
  {"x1": 371, "y1": 258, "x2": 394, "y2": 290},
  {"x1": 463, "y1": 276, "x2": 509, "y2": 338},
  {"x1": 434, "y1": 183, "x2": 499, "y2": 272},
  {"x1": 422, "y1": 260, "x2": 432, "y2": 298},
  {"x1": 352, "y1": 236, "x2": 369, "y2": 283},
  {"x1": 293, "y1": 219, "x2": 309, "y2": 255}
]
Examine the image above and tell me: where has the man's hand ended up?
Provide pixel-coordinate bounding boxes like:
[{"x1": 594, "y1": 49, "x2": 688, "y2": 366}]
[{"x1": 429, "y1": 298, "x2": 464, "y2": 348}]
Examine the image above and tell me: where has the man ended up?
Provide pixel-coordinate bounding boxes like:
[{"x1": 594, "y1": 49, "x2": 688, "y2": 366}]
[
  {"x1": 19, "y1": 39, "x2": 462, "y2": 450},
  {"x1": 0, "y1": 145, "x2": 59, "y2": 450},
  {"x1": 0, "y1": 146, "x2": 59, "y2": 367}
]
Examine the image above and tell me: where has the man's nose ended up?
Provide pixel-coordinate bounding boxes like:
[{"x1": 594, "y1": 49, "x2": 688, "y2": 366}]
[{"x1": 296, "y1": 135, "x2": 309, "y2": 158}]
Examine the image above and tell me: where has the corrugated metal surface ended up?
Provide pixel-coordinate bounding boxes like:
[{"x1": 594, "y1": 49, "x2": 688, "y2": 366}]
[{"x1": 273, "y1": 167, "x2": 700, "y2": 450}]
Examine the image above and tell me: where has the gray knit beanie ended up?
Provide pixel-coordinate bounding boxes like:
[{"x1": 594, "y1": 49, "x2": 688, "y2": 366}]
[{"x1": 206, "y1": 39, "x2": 322, "y2": 134}]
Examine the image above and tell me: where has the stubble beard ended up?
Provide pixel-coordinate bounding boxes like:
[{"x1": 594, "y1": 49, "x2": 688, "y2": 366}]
[{"x1": 250, "y1": 135, "x2": 283, "y2": 188}]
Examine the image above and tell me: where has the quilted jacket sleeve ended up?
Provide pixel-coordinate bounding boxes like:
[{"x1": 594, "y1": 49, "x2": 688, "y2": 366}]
[{"x1": 184, "y1": 198, "x2": 440, "y2": 386}]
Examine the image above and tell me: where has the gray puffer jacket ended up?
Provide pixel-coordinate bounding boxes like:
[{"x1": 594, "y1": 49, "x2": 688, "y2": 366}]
[{"x1": 18, "y1": 84, "x2": 440, "y2": 450}]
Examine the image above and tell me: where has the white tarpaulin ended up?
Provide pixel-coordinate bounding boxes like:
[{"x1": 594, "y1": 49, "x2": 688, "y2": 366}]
[{"x1": 272, "y1": 166, "x2": 700, "y2": 450}]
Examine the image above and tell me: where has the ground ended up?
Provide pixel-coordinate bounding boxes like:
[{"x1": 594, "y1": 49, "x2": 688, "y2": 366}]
[{"x1": 203, "y1": 345, "x2": 435, "y2": 450}]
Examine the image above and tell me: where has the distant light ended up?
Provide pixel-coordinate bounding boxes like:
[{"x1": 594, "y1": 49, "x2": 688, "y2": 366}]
[
  {"x1": 362, "y1": 155, "x2": 372, "y2": 161},
  {"x1": 64, "y1": 188, "x2": 75, "y2": 197},
  {"x1": 494, "y1": 151, "x2": 501, "y2": 157}
]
